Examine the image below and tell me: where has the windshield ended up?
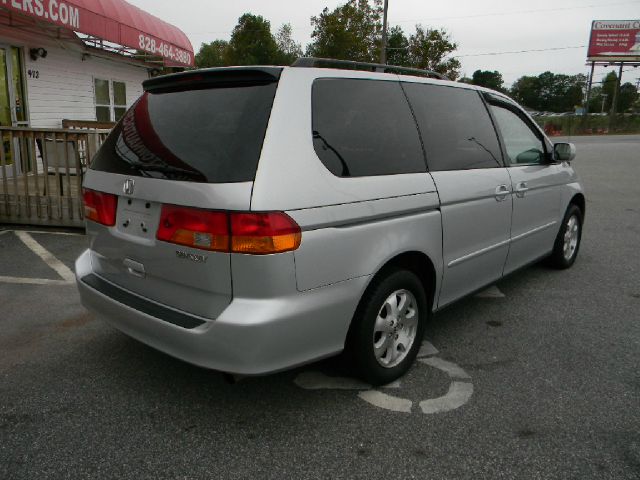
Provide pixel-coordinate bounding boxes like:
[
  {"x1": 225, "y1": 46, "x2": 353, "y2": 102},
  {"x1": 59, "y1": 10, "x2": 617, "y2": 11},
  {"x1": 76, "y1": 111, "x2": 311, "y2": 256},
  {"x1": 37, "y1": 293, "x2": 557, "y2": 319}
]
[{"x1": 90, "y1": 82, "x2": 278, "y2": 183}]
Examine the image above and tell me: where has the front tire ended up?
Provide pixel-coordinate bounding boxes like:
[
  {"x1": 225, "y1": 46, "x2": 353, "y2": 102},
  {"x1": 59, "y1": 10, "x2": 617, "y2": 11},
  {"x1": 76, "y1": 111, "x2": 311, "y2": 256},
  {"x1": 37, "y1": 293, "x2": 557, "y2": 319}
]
[
  {"x1": 347, "y1": 269, "x2": 428, "y2": 386},
  {"x1": 547, "y1": 204, "x2": 583, "y2": 269}
]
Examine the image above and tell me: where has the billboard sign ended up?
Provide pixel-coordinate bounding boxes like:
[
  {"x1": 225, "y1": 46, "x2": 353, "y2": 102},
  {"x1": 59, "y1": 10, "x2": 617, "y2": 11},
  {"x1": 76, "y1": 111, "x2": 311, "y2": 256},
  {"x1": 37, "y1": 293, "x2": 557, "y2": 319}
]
[{"x1": 588, "y1": 20, "x2": 640, "y2": 60}]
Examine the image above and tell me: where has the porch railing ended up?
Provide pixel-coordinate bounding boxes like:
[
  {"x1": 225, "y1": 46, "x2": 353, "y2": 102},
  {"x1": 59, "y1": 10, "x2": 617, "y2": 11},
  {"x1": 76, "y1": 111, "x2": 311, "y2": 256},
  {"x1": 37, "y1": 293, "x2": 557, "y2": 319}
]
[{"x1": 0, "y1": 126, "x2": 110, "y2": 227}]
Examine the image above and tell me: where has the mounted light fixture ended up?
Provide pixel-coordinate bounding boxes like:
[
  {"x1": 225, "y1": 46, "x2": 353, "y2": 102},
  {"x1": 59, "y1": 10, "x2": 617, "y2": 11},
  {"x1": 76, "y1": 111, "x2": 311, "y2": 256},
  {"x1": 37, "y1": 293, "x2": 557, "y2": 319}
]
[{"x1": 29, "y1": 48, "x2": 48, "y2": 61}]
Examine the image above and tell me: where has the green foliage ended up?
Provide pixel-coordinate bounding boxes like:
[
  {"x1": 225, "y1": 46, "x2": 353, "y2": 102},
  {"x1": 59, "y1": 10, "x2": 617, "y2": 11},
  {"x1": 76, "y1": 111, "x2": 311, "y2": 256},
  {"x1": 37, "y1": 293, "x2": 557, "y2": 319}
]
[
  {"x1": 600, "y1": 71, "x2": 618, "y2": 111},
  {"x1": 534, "y1": 114, "x2": 640, "y2": 135},
  {"x1": 407, "y1": 26, "x2": 460, "y2": 79},
  {"x1": 618, "y1": 82, "x2": 638, "y2": 112},
  {"x1": 224, "y1": 13, "x2": 280, "y2": 65},
  {"x1": 511, "y1": 72, "x2": 586, "y2": 112},
  {"x1": 470, "y1": 70, "x2": 505, "y2": 92},
  {"x1": 275, "y1": 23, "x2": 303, "y2": 65},
  {"x1": 586, "y1": 72, "x2": 637, "y2": 113},
  {"x1": 195, "y1": 40, "x2": 229, "y2": 68},
  {"x1": 386, "y1": 25, "x2": 409, "y2": 66},
  {"x1": 307, "y1": 0, "x2": 383, "y2": 62}
]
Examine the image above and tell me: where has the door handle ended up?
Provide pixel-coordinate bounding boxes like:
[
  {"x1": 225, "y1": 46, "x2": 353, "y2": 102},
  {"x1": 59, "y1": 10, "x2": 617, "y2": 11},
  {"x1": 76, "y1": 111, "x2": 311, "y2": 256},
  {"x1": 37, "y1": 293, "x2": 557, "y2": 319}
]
[
  {"x1": 494, "y1": 184, "x2": 510, "y2": 201},
  {"x1": 514, "y1": 182, "x2": 529, "y2": 198}
]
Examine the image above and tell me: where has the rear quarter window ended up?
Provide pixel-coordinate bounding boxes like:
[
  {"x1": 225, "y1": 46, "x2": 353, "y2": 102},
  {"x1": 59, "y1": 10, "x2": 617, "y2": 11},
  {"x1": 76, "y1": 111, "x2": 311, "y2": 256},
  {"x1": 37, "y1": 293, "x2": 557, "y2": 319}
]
[
  {"x1": 402, "y1": 83, "x2": 503, "y2": 171},
  {"x1": 311, "y1": 78, "x2": 425, "y2": 177}
]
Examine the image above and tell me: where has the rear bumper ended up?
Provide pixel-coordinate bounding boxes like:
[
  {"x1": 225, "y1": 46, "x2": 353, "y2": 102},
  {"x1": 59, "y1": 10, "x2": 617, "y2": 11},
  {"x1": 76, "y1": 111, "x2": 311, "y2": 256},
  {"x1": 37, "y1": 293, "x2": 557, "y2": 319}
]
[{"x1": 75, "y1": 249, "x2": 368, "y2": 374}]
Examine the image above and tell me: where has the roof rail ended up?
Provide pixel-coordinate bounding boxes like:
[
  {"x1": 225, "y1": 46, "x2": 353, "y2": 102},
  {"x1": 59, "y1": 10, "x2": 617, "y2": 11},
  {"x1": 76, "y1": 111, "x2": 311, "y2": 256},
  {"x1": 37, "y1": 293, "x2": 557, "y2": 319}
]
[{"x1": 291, "y1": 57, "x2": 448, "y2": 80}]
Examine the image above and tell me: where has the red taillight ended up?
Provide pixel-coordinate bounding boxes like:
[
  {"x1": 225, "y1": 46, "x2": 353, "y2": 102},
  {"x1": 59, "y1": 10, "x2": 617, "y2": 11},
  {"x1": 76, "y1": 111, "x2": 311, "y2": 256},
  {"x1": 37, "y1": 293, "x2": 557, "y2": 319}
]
[
  {"x1": 155, "y1": 206, "x2": 301, "y2": 254},
  {"x1": 157, "y1": 205, "x2": 229, "y2": 251},
  {"x1": 231, "y1": 212, "x2": 301, "y2": 254},
  {"x1": 83, "y1": 188, "x2": 117, "y2": 226}
]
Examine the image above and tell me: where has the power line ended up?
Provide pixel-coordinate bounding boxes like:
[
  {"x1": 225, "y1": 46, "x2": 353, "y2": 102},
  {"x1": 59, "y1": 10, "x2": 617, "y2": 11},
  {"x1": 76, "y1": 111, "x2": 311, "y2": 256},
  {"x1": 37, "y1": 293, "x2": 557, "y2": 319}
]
[
  {"x1": 186, "y1": 0, "x2": 640, "y2": 36},
  {"x1": 390, "y1": 0, "x2": 640, "y2": 24},
  {"x1": 454, "y1": 45, "x2": 586, "y2": 58}
]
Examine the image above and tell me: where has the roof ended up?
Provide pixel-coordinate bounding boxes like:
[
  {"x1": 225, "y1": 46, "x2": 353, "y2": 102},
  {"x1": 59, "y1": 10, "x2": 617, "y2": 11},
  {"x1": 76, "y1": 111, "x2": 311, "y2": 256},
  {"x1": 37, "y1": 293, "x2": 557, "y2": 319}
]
[{"x1": 0, "y1": 0, "x2": 194, "y2": 67}]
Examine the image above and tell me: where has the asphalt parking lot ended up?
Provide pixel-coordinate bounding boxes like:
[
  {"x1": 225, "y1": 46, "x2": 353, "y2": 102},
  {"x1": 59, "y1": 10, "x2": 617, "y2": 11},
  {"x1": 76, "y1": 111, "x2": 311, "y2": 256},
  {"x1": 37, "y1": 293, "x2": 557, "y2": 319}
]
[{"x1": 1, "y1": 134, "x2": 639, "y2": 479}]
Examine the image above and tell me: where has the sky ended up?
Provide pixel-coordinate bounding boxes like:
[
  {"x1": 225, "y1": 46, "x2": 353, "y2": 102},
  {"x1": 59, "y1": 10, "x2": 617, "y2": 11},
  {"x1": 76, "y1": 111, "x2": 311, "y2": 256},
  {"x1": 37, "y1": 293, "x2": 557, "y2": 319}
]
[{"x1": 129, "y1": 0, "x2": 640, "y2": 87}]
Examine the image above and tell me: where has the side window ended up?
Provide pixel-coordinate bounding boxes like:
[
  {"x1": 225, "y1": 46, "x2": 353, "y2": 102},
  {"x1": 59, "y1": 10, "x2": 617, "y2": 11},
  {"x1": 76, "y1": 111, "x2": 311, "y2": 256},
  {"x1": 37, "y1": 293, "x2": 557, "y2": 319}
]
[
  {"x1": 489, "y1": 104, "x2": 546, "y2": 165},
  {"x1": 402, "y1": 83, "x2": 502, "y2": 171},
  {"x1": 311, "y1": 78, "x2": 425, "y2": 177}
]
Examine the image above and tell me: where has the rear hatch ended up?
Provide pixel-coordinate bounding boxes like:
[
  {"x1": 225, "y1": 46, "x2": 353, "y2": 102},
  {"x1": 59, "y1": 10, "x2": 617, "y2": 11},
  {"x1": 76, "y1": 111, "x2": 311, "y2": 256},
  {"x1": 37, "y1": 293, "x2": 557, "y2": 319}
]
[{"x1": 83, "y1": 68, "x2": 281, "y2": 319}]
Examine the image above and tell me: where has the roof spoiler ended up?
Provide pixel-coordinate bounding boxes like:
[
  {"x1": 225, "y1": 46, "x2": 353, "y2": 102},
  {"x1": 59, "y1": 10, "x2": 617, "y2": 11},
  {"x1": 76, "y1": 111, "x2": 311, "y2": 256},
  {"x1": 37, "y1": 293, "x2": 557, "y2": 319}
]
[
  {"x1": 291, "y1": 57, "x2": 448, "y2": 80},
  {"x1": 143, "y1": 67, "x2": 283, "y2": 93}
]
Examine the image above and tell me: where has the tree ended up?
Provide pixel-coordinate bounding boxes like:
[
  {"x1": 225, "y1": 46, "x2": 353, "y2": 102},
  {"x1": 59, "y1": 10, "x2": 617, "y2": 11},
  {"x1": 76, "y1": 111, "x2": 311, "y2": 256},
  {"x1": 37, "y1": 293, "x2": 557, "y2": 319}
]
[
  {"x1": 307, "y1": 0, "x2": 382, "y2": 62},
  {"x1": 275, "y1": 23, "x2": 303, "y2": 65},
  {"x1": 386, "y1": 25, "x2": 410, "y2": 66},
  {"x1": 511, "y1": 75, "x2": 540, "y2": 109},
  {"x1": 224, "y1": 13, "x2": 280, "y2": 65},
  {"x1": 471, "y1": 70, "x2": 505, "y2": 92},
  {"x1": 587, "y1": 85, "x2": 605, "y2": 113},
  {"x1": 511, "y1": 72, "x2": 585, "y2": 112},
  {"x1": 600, "y1": 71, "x2": 618, "y2": 111},
  {"x1": 618, "y1": 82, "x2": 639, "y2": 112},
  {"x1": 600, "y1": 71, "x2": 638, "y2": 112},
  {"x1": 195, "y1": 40, "x2": 229, "y2": 68},
  {"x1": 407, "y1": 26, "x2": 460, "y2": 79}
]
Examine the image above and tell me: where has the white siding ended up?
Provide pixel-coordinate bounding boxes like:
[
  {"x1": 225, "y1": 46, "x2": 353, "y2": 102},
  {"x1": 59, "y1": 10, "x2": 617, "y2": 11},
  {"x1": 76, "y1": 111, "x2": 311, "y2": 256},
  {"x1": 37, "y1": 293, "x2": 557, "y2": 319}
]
[{"x1": 23, "y1": 45, "x2": 148, "y2": 128}]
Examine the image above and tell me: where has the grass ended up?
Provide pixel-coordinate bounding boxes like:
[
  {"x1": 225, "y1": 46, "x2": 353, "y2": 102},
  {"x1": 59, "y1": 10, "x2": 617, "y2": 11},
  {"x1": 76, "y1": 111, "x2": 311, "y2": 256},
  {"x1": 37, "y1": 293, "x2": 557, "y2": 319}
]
[{"x1": 533, "y1": 114, "x2": 640, "y2": 136}]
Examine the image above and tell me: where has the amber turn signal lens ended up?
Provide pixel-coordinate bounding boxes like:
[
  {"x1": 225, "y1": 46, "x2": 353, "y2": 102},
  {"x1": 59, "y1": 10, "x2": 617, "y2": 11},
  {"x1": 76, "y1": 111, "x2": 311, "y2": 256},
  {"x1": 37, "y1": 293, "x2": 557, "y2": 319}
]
[{"x1": 230, "y1": 212, "x2": 301, "y2": 254}]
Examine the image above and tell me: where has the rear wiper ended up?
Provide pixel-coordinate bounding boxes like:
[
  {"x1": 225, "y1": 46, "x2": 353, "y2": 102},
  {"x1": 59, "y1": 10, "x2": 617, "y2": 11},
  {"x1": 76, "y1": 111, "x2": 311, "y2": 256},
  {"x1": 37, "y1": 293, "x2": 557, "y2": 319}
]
[{"x1": 132, "y1": 164, "x2": 203, "y2": 178}]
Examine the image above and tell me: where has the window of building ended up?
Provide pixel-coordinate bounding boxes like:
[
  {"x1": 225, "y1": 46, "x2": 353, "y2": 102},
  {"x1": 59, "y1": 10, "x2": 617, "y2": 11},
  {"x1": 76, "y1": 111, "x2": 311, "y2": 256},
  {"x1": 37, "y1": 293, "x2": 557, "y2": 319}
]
[
  {"x1": 402, "y1": 83, "x2": 503, "y2": 171},
  {"x1": 94, "y1": 79, "x2": 127, "y2": 122},
  {"x1": 311, "y1": 78, "x2": 425, "y2": 177}
]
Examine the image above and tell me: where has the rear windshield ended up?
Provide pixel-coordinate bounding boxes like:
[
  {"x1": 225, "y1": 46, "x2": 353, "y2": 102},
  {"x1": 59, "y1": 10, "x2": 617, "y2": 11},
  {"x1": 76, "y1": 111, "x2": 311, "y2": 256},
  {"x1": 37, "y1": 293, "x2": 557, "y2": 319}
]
[{"x1": 90, "y1": 83, "x2": 278, "y2": 183}]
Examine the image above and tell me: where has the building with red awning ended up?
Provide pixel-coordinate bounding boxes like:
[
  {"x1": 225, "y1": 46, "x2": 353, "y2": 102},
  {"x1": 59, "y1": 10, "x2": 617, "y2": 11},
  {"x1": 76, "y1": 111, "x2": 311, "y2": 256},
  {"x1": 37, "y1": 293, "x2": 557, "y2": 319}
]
[{"x1": 0, "y1": 0, "x2": 194, "y2": 128}]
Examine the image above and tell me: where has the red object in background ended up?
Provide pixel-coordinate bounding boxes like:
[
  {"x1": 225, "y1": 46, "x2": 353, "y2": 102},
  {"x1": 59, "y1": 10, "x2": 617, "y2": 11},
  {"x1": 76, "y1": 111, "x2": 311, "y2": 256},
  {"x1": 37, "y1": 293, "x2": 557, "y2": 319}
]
[
  {"x1": 587, "y1": 20, "x2": 640, "y2": 58},
  {"x1": 83, "y1": 189, "x2": 117, "y2": 226},
  {"x1": 0, "y1": 0, "x2": 194, "y2": 66}
]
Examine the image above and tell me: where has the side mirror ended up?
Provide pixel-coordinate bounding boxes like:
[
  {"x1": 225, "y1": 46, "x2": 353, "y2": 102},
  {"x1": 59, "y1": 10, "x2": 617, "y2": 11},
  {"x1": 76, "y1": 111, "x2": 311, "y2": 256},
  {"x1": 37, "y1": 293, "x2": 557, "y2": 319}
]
[{"x1": 553, "y1": 142, "x2": 576, "y2": 162}]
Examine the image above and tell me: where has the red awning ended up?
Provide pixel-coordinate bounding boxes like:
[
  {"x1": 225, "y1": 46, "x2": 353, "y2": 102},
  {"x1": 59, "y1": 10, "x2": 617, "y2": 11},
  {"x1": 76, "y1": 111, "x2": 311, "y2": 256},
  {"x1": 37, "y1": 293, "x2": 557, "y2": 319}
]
[{"x1": 0, "y1": 0, "x2": 194, "y2": 67}]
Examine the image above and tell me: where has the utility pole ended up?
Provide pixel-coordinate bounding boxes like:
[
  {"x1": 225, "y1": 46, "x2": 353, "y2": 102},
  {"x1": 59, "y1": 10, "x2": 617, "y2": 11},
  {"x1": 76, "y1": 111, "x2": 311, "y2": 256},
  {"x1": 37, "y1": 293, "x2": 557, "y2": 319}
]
[
  {"x1": 601, "y1": 94, "x2": 608, "y2": 114},
  {"x1": 609, "y1": 63, "x2": 623, "y2": 130},
  {"x1": 380, "y1": 0, "x2": 389, "y2": 64},
  {"x1": 584, "y1": 61, "x2": 595, "y2": 115}
]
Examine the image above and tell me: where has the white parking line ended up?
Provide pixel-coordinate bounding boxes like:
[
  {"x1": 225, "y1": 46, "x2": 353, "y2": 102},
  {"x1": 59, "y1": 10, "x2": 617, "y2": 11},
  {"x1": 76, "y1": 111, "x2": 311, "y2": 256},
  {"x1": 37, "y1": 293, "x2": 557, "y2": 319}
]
[
  {"x1": 18, "y1": 229, "x2": 84, "y2": 236},
  {"x1": 15, "y1": 231, "x2": 75, "y2": 283},
  {"x1": 418, "y1": 357, "x2": 471, "y2": 380},
  {"x1": 358, "y1": 390, "x2": 412, "y2": 413},
  {"x1": 0, "y1": 231, "x2": 75, "y2": 285},
  {"x1": 0, "y1": 276, "x2": 71, "y2": 286},
  {"x1": 419, "y1": 381, "x2": 474, "y2": 414},
  {"x1": 417, "y1": 341, "x2": 439, "y2": 358},
  {"x1": 293, "y1": 341, "x2": 474, "y2": 414},
  {"x1": 475, "y1": 285, "x2": 506, "y2": 298}
]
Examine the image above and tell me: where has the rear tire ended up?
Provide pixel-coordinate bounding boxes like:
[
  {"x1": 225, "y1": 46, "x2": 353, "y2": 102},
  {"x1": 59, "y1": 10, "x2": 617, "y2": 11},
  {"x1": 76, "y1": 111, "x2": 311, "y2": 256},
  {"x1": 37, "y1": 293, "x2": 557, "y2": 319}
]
[
  {"x1": 346, "y1": 269, "x2": 428, "y2": 386},
  {"x1": 547, "y1": 204, "x2": 583, "y2": 269}
]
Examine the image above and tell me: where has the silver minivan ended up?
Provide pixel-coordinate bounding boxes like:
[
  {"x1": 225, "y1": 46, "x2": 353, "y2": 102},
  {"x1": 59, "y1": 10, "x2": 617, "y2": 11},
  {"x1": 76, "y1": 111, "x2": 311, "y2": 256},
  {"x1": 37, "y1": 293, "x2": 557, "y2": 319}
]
[{"x1": 75, "y1": 59, "x2": 584, "y2": 385}]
